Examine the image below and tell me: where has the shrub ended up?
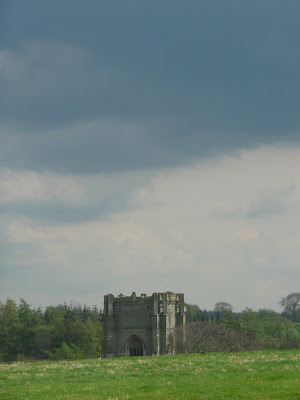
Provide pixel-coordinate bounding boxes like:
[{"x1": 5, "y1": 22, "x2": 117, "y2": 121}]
[{"x1": 176, "y1": 321, "x2": 256, "y2": 353}]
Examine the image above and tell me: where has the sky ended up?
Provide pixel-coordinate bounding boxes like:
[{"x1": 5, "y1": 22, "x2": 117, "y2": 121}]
[{"x1": 1, "y1": 1, "x2": 300, "y2": 312}]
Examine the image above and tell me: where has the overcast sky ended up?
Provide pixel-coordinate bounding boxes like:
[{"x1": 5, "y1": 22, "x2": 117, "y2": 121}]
[{"x1": 1, "y1": 1, "x2": 300, "y2": 312}]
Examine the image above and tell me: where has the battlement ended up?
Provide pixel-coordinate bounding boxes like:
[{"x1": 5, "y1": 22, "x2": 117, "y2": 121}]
[{"x1": 104, "y1": 292, "x2": 184, "y2": 310}]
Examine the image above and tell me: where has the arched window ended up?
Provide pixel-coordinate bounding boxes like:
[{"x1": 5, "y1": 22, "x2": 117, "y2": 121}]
[{"x1": 129, "y1": 336, "x2": 144, "y2": 357}]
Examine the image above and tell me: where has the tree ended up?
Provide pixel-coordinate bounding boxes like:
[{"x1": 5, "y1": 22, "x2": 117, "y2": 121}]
[
  {"x1": 185, "y1": 304, "x2": 202, "y2": 322},
  {"x1": 279, "y1": 293, "x2": 300, "y2": 321},
  {"x1": 0, "y1": 299, "x2": 21, "y2": 361},
  {"x1": 240, "y1": 308, "x2": 262, "y2": 341},
  {"x1": 221, "y1": 310, "x2": 240, "y2": 330},
  {"x1": 175, "y1": 321, "x2": 253, "y2": 354},
  {"x1": 214, "y1": 302, "x2": 233, "y2": 313},
  {"x1": 81, "y1": 317, "x2": 102, "y2": 357},
  {"x1": 44, "y1": 305, "x2": 68, "y2": 349},
  {"x1": 257, "y1": 308, "x2": 276, "y2": 318},
  {"x1": 32, "y1": 326, "x2": 52, "y2": 358},
  {"x1": 18, "y1": 299, "x2": 43, "y2": 357},
  {"x1": 45, "y1": 341, "x2": 85, "y2": 360}
]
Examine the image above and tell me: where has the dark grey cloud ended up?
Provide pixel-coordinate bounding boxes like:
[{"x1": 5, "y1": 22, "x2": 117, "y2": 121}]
[
  {"x1": 1, "y1": 1, "x2": 300, "y2": 173},
  {"x1": 0, "y1": 203, "x2": 107, "y2": 225}
]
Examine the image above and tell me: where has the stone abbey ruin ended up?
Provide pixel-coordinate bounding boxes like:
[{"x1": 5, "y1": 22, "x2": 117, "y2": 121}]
[{"x1": 103, "y1": 292, "x2": 185, "y2": 357}]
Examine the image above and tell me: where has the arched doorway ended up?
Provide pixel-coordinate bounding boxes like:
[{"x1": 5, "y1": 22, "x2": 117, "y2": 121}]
[{"x1": 126, "y1": 335, "x2": 144, "y2": 357}]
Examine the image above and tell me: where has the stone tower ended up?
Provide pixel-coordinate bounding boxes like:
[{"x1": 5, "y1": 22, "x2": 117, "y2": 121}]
[{"x1": 103, "y1": 292, "x2": 185, "y2": 357}]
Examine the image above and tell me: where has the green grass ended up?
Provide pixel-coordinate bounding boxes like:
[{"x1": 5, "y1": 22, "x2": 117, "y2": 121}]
[{"x1": 1, "y1": 350, "x2": 300, "y2": 399}]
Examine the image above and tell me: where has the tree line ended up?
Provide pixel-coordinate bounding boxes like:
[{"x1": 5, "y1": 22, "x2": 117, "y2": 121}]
[
  {"x1": 0, "y1": 292, "x2": 299, "y2": 361},
  {"x1": 183, "y1": 293, "x2": 300, "y2": 352},
  {"x1": 0, "y1": 299, "x2": 103, "y2": 362}
]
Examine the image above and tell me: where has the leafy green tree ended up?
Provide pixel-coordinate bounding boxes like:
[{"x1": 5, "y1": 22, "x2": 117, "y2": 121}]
[
  {"x1": 32, "y1": 325, "x2": 52, "y2": 358},
  {"x1": 0, "y1": 299, "x2": 21, "y2": 361},
  {"x1": 64, "y1": 316, "x2": 102, "y2": 358},
  {"x1": 221, "y1": 310, "x2": 240, "y2": 330},
  {"x1": 65, "y1": 318, "x2": 85, "y2": 347},
  {"x1": 45, "y1": 305, "x2": 68, "y2": 349},
  {"x1": 0, "y1": 299, "x2": 105, "y2": 361},
  {"x1": 259, "y1": 312, "x2": 285, "y2": 339},
  {"x1": 45, "y1": 341, "x2": 85, "y2": 360},
  {"x1": 81, "y1": 317, "x2": 102, "y2": 357},
  {"x1": 18, "y1": 299, "x2": 44, "y2": 357},
  {"x1": 240, "y1": 308, "x2": 262, "y2": 341},
  {"x1": 279, "y1": 293, "x2": 300, "y2": 322},
  {"x1": 201, "y1": 310, "x2": 209, "y2": 321},
  {"x1": 185, "y1": 304, "x2": 202, "y2": 322},
  {"x1": 214, "y1": 302, "x2": 233, "y2": 313},
  {"x1": 281, "y1": 317, "x2": 300, "y2": 348}
]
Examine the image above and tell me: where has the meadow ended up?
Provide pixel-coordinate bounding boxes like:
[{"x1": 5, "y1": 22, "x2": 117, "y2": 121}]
[{"x1": 0, "y1": 350, "x2": 299, "y2": 400}]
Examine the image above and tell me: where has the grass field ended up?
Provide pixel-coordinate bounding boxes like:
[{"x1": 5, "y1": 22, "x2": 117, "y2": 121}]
[{"x1": 1, "y1": 350, "x2": 300, "y2": 399}]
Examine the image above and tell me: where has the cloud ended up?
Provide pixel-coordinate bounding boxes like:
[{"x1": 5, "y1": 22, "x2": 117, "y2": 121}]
[
  {"x1": 1, "y1": 1, "x2": 300, "y2": 174},
  {"x1": 0, "y1": 168, "x2": 155, "y2": 224},
  {"x1": 1, "y1": 144, "x2": 299, "y2": 311},
  {"x1": 1, "y1": 1, "x2": 300, "y2": 311},
  {"x1": 0, "y1": 169, "x2": 86, "y2": 205}
]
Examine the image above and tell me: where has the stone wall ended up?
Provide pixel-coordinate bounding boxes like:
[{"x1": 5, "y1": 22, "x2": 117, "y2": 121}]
[{"x1": 103, "y1": 292, "x2": 185, "y2": 358}]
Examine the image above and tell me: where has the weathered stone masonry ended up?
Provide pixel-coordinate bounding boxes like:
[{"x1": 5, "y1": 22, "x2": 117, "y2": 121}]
[{"x1": 103, "y1": 292, "x2": 185, "y2": 357}]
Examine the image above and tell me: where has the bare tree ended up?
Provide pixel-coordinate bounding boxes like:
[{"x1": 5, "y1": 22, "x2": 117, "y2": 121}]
[
  {"x1": 175, "y1": 321, "x2": 254, "y2": 354},
  {"x1": 279, "y1": 292, "x2": 300, "y2": 321}
]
